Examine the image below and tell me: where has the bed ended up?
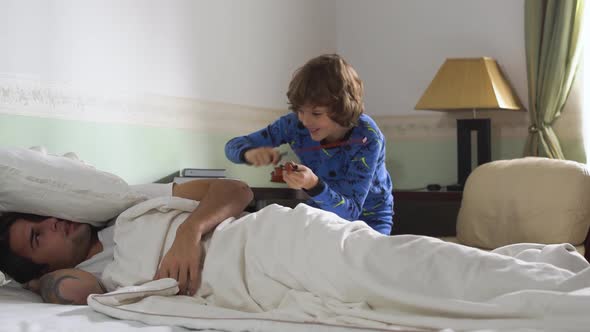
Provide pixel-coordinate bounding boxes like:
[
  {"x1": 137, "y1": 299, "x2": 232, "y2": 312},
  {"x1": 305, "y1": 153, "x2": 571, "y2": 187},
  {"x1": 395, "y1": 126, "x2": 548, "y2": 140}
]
[
  {"x1": 0, "y1": 282, "x2": 194, "y2": 332},
  {"x1": 4, "y1": 200, "x2": 589, "y2": 332},
  {"x1": 4, "y1": 195, "x2": 589, "y2": 332},
  {"x1": 0, "y1": 280, "x2": 424, "y2": 332},
  {"x1": 2, "y1": 148, "x2": 590, "y2": 332}
]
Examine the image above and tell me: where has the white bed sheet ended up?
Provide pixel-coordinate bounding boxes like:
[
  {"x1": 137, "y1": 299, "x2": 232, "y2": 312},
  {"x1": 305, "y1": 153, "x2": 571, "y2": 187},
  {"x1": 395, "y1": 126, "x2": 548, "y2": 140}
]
[
  {"x1": 0, "y1": 284, "x2": 194, "y2": 332},
  {"x1": 89, "y1": 199, "x2": 590, "y2": 332},
  {"x1": 0, "y1": 285, "x2": 425, "y2": 332}
]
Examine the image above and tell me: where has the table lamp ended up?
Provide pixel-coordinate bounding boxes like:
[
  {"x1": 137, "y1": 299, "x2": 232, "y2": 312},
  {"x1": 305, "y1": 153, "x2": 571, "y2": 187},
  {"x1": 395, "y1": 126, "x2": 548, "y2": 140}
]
[{"x1": 415, "y1": 57, "x2": 524, "y2": 191}]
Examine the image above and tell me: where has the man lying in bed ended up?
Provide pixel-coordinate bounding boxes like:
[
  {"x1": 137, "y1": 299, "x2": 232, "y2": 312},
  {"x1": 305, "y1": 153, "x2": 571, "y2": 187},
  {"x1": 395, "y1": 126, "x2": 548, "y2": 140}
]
[
  {"x1": 2, "y1": 176, "x2": 590, "y2": 323},
  {"x1": 0, "y1": 179, "x2": 254, "y2": 305}
]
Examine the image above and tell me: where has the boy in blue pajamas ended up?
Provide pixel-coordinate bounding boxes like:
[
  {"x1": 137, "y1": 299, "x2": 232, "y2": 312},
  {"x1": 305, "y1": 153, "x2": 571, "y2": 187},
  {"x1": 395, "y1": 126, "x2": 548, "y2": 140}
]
[{"x1": 225, "y1": 54, "x2": 394, "y2": 235}]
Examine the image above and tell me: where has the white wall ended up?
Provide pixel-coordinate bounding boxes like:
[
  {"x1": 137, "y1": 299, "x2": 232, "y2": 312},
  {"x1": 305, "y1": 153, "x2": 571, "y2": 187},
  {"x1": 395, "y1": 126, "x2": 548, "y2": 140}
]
[
  {"x1": 0, "y1": 0, "x2": 337, "y2": 109},
  {"x1": 337, "y1": 0, "x2": 527, "y2": 116},
  {"x1": 1, "y1": 0, "x2": 532, "y2": 117}
]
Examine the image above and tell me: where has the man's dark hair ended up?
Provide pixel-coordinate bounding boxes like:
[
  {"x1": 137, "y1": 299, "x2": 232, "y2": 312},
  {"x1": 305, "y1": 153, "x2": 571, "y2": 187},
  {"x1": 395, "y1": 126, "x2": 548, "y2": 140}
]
[{"x1": 0, "y1": 212, "x2": 49, "y2": 283}]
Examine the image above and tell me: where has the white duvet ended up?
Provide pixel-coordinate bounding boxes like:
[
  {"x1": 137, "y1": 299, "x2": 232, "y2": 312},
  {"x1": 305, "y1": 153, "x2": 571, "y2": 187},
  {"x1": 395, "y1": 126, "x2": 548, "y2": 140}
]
[{"x1": 89, "y1": 197, "x2": 590, "y2": 332}]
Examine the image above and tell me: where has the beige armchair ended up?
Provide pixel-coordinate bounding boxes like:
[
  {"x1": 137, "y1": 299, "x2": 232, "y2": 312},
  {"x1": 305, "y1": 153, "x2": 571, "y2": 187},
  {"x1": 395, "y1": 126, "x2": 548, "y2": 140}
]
[{"x1": 454, "y1": 157, "x2": 590, "y2": 257}]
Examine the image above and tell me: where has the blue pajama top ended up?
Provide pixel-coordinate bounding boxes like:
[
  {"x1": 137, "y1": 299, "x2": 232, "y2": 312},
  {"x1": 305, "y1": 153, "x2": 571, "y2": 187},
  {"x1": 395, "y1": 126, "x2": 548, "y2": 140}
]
[{"x1": 225, "y1": 113, "x2": 394, "y2": 235}]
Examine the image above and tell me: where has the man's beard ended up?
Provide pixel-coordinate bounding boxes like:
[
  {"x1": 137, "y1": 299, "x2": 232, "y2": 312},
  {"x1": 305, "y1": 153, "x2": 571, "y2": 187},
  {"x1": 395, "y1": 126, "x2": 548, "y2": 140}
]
[{"x1": 70, "y1": 224, "x2": 93, "y2": 264}]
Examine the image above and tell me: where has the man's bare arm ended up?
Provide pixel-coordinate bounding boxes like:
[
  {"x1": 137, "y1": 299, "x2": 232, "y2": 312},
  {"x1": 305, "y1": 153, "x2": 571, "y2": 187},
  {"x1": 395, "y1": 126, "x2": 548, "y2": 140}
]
[
  {"x1": 171, "y1": 178, "x2": 254, "y2": 235},
  {"x1": 30, "y1": 268, "x2": 105, "y2": 305}
]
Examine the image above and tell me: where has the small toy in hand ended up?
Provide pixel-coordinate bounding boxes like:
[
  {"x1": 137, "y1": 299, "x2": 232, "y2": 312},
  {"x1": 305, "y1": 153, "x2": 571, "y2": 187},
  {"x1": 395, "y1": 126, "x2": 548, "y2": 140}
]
[
  {"x1": 284, "y1": 161, "x2": 298, "y2": 172},
  {"x1": 270, "y1": 162, "x2": 298, "y2": 183}
]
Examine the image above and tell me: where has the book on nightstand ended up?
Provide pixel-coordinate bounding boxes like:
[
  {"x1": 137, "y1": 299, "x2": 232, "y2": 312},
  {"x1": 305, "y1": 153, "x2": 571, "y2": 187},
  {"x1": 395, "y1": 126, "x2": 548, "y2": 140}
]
[
  {"x1": 174, "y1": 168, "x2": 227, "y2": 184},
  {"x1": 174, "y1": 176, "x2": 230, "y2": 183},
  {"x1": 181, "y1": 168, "x2": 226, "y2": 178}
]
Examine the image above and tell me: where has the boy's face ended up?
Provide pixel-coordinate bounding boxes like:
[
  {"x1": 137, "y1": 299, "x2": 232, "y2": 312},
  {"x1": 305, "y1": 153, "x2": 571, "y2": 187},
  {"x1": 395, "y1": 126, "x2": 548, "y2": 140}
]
[
  {"x1": 297, "y1": 104, "x2": 349, "y2": 142},
  {"x1": 9, "y1": 217, "x2": 93, "y2": 272}
]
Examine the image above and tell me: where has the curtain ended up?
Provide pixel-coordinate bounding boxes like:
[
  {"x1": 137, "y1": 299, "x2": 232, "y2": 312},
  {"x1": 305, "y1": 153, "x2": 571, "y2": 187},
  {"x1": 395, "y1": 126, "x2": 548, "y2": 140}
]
[{"x1": 524, "y1": 0, "x2": 585, "y2": 158}]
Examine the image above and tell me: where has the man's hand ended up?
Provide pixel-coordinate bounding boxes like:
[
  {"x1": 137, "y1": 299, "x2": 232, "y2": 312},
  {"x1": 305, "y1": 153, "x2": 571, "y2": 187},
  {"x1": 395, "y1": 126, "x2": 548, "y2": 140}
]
[
  {"x1": 244, "y1": 147, "x2": 282, "y2": 166},
  {"x1": 283, "y1": 163, "x2": 319, "y2": 190},
  {"x1": 154, "y1": 224, "x2": 205, "y2": 296}
]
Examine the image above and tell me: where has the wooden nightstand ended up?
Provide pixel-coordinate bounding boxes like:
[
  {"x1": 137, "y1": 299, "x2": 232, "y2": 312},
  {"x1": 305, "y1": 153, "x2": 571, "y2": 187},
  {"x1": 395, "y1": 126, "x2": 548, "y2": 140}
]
[
  {"x1": 249, "y1": 187, "x2": 463, "y2": 238},
  {"x1": 249, "y1": 187, "x2": 309, "y2": 211},
  {"x1": 391, "y1": 190, "x2": 463, "y2": 237}
]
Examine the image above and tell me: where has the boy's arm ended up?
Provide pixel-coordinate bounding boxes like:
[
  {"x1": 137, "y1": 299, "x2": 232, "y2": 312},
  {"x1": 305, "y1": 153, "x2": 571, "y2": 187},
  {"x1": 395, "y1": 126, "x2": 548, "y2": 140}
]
[
  {"x1": 26, "y1": 268, "x2": 105, "y2": 305},
  {"x1": 155, "y1": 178, "x2": 253, "y2": 296},
  {"x1": 225, "y1": 114, "x2": 293, "y2": 164}
]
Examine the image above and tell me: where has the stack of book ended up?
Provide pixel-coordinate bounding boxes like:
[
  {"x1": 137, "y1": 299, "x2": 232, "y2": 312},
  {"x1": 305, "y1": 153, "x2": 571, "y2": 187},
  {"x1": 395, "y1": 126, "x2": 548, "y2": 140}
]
[{"x1": 174, "y1": 168, "x2": 227, "y2": 183}]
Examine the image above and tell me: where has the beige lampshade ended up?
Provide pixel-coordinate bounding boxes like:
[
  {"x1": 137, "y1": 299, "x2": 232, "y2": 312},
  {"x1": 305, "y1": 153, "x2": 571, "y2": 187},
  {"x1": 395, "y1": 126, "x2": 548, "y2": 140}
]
[{"x1": 415, "y1": 57, "x2": 523, "y2": 111}]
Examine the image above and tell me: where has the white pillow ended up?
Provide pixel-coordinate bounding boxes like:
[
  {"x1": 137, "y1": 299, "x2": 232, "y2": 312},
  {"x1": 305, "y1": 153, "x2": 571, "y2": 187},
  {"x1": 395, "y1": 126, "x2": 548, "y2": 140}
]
[
  {"x1": 0, "y1": 147, "x2": 146, "y2": 225},
  {"x1": 457, "y1": 157, "x2": 590, "y2": 249},
  {"x1": 0, "y1": 271, "x2": 8, "y2": 287}
]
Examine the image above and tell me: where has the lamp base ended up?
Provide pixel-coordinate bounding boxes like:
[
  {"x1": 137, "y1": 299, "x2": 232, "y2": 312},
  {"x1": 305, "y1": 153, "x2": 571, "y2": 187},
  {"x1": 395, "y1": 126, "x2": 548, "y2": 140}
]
[{"x1": 456, "y1": 118, "x2": 491, "y2": 187}]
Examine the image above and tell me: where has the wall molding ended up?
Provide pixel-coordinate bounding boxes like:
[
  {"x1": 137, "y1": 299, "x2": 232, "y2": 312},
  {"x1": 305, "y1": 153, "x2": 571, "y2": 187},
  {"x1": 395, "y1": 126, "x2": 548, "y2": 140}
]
[
  {"x1": 0, "y1": 76, "x2": 284, "y2": 134},
  {"x1": 375, "y1": 111, "x2": 530, "y2": 140},
  {"x1": 1, "y1": 76, "x2": 577, "y2": 140}
]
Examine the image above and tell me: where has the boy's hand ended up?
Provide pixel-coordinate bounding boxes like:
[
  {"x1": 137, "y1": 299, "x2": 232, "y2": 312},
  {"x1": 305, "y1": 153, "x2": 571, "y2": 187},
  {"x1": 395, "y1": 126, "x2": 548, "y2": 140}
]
[
  {"x1": 244, "y1": 147, "x2": 282, "y2": 166},
  {"x1": 283, "y1": 163, "x2": 319, "y2": 190},
  {"x1": 154, "y1": 224, "x2": 204, "y2": 296}
]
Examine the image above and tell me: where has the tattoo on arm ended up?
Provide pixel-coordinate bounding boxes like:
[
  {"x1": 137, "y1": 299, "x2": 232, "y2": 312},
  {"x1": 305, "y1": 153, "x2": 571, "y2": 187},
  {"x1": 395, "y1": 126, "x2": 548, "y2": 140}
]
[{"x1": 39, "y1": 274, "x2": 79, "y2": 305}]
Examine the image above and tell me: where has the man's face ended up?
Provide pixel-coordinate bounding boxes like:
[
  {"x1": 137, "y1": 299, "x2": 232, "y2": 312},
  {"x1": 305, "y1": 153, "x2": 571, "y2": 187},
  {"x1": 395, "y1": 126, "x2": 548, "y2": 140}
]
[{"x1": 9, "y1": 217, "x2": 93, "y2": 272}]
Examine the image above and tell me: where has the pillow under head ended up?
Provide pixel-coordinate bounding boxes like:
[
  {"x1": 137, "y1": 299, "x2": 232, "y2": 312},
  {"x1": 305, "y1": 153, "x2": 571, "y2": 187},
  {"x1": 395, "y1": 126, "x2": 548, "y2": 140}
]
[
  {"x1": 0, "y1": 147, "x2": 146, "y2": 225},
  {"x1": 0, "y1": 271, "x2": 8, "y2": 286},
  {"x1": 457, "y1": 157, "x2": 590, "y2": 249}
]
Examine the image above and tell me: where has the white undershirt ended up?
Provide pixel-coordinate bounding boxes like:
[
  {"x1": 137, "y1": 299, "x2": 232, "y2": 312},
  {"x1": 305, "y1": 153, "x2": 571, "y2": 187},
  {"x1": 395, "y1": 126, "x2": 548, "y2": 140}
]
[{"x1": 76, "y1": 183, "x2": 174, "y2": 278}]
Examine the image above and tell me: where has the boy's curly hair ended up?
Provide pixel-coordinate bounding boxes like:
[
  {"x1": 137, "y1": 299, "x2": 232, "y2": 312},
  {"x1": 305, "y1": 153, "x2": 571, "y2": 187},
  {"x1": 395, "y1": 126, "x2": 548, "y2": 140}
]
[{"x1": 287, "y1": 54, "x2": 364, "y2": 128}]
